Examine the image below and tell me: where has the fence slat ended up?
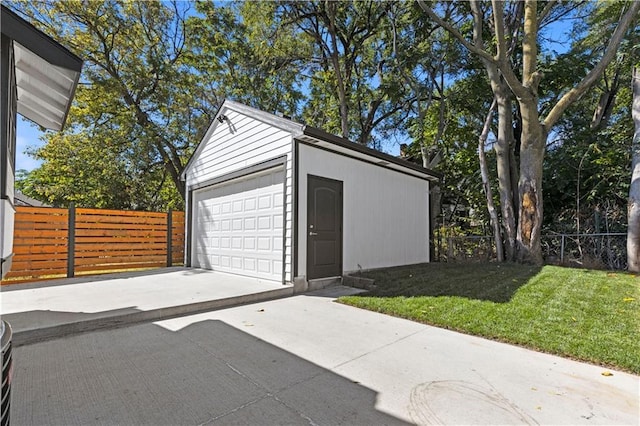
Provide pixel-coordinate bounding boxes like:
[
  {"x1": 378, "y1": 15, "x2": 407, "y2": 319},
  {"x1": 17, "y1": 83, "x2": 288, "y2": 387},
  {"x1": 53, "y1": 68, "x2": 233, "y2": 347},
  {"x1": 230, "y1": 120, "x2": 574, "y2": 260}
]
[
  {"x1": 76, "y1": 208, "x2": 166, "y2": 217},
  {"x1": 75, "y1": 255, "x2": 167, "y2": 267},
  {"x1": 75, "y1": 229, "x2": 167, "y2": 238},
  {"x1": 75, "y1": 262, "x2": 166, "y2": 273},
  {"x1": 11, "y1": 260, "x2": 68, "y2": 270},
  {"x1": 68, "y1": 203, "x2": 76, "y2": 278},
  {"x1": 74, "y1": 249, "x2": 166, "y2": 258}
]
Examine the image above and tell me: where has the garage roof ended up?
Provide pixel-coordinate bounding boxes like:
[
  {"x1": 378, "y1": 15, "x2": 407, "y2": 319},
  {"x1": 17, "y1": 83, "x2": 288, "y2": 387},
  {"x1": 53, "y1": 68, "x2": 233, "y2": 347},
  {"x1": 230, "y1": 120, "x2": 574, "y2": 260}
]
[
  {"x1": 1, "y1": 5, "x2": 83, "y2": 131},
  {"x1": 298, "y1": 126, "x2": 442, "y2": 181}
]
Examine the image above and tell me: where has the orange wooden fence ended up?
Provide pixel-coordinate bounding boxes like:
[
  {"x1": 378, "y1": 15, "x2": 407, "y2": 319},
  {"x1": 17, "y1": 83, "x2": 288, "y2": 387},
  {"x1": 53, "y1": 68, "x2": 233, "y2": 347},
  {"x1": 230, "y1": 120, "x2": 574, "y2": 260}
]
[{"x1": 2, "y1": 205, "x2": 185, "y2": 284}]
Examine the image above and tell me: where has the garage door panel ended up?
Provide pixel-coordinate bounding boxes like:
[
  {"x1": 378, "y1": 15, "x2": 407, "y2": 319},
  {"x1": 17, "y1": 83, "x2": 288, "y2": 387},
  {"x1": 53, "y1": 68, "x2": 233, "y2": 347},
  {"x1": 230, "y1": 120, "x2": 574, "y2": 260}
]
[
  {"x1": 245, "y1": 198, "x2": 257, "y2": 211},
  {"x1": 244, "y1": 237, "x2": 256, "y2": 249},
  {"x1": 258, "y1": 195, "x2": 272, "y2": 209},
  {"x1": 274, "y1": 192, "x2": 284, "y2": 207},
  {"x1": 193, "y1": 167, "x2": 284, "y2": 281}
]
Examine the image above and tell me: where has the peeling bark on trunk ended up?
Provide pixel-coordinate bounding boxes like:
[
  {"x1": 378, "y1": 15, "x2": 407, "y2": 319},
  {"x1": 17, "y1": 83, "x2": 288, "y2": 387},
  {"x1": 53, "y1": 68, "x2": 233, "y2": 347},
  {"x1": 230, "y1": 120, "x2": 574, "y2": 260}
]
[
  {"x1": 516, "y1": 100, "x2": 546, "y2": 264},
  {"x1": 510, "y1": 106, "x2": 521, "y2": 219},
  {"x1": 627, "y1": 67, "x2": 640, "y2": 272}
]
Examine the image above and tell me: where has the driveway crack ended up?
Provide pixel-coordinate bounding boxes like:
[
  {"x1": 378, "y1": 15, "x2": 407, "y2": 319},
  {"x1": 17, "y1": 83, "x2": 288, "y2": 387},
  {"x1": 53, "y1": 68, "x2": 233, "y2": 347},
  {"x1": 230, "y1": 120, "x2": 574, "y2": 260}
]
[
  {"x1": 198, "y1": 394, "x2": 270, "y2": 426},
  {"x1": 332, "y1": 328, "x2": 428, "y2": 370}
]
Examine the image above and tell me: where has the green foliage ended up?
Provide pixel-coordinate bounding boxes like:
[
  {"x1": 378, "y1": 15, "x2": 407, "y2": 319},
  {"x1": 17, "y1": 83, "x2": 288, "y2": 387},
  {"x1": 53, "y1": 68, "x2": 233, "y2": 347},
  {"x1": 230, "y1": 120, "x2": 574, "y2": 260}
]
[
  {"x1": 12, "y1": 0, "x2": 215, "y2": 209},
  {"x1": 541, "y1": 1, "x2": 638, "y2": 233},
  {"x1": 16, "y1": 78, "x2": 183, "y2": 209},
  {"x1": 188, "y1": 1, "x2": 306, "y2": 117},
  {"x1": 245, "y1": 1, "x2": 447, "y2": 147},
  {"x1": 405, "y1": 69, "x2": 496, "y2": 229}
]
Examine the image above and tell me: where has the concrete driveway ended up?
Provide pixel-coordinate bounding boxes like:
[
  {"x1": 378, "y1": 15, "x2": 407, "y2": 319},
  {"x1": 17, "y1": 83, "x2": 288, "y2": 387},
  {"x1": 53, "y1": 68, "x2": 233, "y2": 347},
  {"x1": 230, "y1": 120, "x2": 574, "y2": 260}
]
[
  {"x1": 1, "y1": 267, "x2": 292, "y2": 345},
  {"x1": 9, "y1": 286, "x2": 639, "y2": 425}
]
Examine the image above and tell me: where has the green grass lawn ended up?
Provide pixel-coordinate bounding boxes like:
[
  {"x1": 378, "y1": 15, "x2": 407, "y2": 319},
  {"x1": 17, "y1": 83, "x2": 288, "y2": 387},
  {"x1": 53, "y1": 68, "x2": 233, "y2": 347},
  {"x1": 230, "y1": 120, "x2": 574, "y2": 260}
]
[{"x1": 338, "y1": 263, "x2": 640, "y2": 374}]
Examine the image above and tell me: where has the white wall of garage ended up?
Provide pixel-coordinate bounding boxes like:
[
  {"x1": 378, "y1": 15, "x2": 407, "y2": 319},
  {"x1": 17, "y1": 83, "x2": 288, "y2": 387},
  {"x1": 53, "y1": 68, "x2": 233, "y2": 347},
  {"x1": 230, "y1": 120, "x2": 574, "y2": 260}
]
[
  {"x1": 184, "y1": 102, "x2": 298, "y2": 283},
  {"x1": 297, "y1": 143, "x2": 430, "y2": 277}
]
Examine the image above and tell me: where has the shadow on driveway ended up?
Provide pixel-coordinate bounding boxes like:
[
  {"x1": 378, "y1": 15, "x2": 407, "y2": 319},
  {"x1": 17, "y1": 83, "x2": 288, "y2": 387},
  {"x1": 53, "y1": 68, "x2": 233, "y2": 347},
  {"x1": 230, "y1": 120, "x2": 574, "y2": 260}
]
[{"x1": 12, "y1": 318, "x2": 409, "y2": 425}]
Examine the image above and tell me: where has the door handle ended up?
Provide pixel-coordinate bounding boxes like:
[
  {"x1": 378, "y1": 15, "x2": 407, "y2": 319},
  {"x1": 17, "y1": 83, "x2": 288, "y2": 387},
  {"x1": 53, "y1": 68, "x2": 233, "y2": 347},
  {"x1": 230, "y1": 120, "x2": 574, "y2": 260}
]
[{"x1": 309, "y1": 231, "x2": 318, "y2": 236}]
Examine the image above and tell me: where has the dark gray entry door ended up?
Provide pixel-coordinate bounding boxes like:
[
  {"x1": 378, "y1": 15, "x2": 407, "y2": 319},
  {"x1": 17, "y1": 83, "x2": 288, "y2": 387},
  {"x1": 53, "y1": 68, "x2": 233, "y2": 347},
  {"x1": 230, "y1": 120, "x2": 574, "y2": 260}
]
[{"x1": 307, "y1": 175, "x2": 343, "y2": 279}]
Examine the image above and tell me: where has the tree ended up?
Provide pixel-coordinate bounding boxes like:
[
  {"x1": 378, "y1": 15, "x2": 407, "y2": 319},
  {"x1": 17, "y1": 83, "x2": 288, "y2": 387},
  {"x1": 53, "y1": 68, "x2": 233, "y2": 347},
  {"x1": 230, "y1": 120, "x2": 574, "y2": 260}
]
[
  {"x1": 420, "y1": 0, "x2": 640, "y2": 263},
  {"x1": 405, "y1": 72, "x2": 495, "y2": 231},
  {"x1": 12, "y1": 0, "x2": 214, "y2": 205},
  {"x1": 187, "y1": 1, "x2": 306, "y2": 118},
  {"x1": 16, "y1": 80, "x2": 184, "y2": 209},
  {"x1": 628, "y1": 65, "x2": 640, "y2": 271},
  {"x1": 478, "y1": 98, "x2": 504, "y2": 261},
  {"x1": 469, "y1": 0, "x2": 521, "y2": 260},
  {"x1": 247, "y1": 1, "x2": 445, "y2": 147},
  {"x1": 540, "y1": 2, "x2": 638, "y2": 236}
]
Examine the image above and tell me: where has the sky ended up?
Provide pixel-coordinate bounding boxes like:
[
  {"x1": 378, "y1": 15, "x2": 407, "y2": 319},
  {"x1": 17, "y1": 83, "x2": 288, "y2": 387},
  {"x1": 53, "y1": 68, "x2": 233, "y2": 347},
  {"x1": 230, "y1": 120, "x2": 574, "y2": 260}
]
[{"x1": 16, "y1": 116, "x2": 44, "y2": 172}]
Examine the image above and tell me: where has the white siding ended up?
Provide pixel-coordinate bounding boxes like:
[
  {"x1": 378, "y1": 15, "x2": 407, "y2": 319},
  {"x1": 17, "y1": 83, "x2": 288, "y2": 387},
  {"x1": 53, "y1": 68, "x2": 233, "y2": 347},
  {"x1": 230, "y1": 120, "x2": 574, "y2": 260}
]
[
  {"x1": 0, "y1": 200, "x2": 15, "y2": 272},
  {"x1": 1, "y1": 161, "x2": 15, "y2": 276},
  {"x1": 185, "y1": 108, "x2": 294, "y2": 283},
  {"x1": 297, "y1": 143, "x2": 430, "y2": 277},
  {"x1": 187, "y1": 110, "x2": 292, "y2": 187}
]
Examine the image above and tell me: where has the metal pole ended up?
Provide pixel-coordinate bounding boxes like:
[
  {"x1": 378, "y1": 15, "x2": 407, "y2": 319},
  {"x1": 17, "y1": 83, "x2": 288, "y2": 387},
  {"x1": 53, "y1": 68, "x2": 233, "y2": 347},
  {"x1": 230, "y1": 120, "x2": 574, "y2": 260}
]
[
  {"x1": 67, "y1": 203, "x2": 75, "y2": 278},
  {"x1": 166, "y1": 209, "x2": 173, "y2": 267}
]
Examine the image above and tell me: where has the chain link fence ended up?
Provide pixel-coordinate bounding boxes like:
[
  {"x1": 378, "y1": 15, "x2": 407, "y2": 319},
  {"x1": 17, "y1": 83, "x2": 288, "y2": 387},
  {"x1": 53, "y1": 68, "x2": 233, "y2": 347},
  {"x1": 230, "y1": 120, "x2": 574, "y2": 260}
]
[
  {"x1": 541, "y1": 233, "x2": 626, "y2": 270},
  {"x1": 434, "y1": 232, "x2": 627, "y2": 270}
]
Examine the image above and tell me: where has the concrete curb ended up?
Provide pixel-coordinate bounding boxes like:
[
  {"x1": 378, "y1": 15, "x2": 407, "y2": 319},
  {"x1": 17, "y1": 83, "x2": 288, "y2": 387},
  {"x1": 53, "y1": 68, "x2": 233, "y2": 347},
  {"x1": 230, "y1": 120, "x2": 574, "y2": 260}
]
[
  {"x1": 342, "y1": 275, "x2": 376, "y2": 291},
  {"x1": 12, "y1": 285, "x2": 294, "y2": 347}
]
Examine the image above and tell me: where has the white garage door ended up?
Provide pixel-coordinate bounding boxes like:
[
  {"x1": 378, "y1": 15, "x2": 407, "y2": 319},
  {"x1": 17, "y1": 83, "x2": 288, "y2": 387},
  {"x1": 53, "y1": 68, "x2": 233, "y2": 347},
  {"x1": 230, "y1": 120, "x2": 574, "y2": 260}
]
[{"x1": 192, "y1": 167, "x2": 284, "y2": 281}]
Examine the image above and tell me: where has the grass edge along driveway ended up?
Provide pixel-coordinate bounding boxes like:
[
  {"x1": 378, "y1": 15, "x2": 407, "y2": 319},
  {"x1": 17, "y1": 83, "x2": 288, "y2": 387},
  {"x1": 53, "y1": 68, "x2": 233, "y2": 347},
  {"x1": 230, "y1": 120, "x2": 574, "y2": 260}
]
[{"x1": 338, "y1": 263, "x2": 640, "y2": 375}]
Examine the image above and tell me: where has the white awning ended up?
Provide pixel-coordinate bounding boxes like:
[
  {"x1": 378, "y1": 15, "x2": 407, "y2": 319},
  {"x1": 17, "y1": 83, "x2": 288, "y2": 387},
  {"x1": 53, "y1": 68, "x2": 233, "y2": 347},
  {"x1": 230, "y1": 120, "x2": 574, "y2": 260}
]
[
  {"x1": 14, "y1": 42, "x2": 80, "y2": 131},
  {"x1": 1, "y1": 5, "x2": 83, "y2": 131}
]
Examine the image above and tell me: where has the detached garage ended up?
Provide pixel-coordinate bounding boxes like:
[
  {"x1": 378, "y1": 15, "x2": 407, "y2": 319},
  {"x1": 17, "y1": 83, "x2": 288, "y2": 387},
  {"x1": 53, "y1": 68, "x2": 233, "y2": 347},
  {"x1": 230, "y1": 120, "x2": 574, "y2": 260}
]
[{"x1": 182, "y1": 100, "x2": 441, "y2": 285}]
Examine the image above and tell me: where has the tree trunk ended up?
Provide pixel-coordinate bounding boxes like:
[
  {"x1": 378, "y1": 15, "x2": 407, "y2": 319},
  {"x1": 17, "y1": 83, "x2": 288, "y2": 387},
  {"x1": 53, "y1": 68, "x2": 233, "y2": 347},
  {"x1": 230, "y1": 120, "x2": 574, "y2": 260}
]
[
  {"x1": 479, "y1": 99, "x2": 504, "y2": 261},
  {"x1": 469, "y1": 0, "x2": 517, "y2": 260},
  {"x1": 494, "y1": 90, "x2": 517, "y2": 260},
  {"x1": 516, "y1": 99, "x2": 546, "y2": 264},
  {"x1": 627, "y1": 66, "x2": 640, "y2": 272}
]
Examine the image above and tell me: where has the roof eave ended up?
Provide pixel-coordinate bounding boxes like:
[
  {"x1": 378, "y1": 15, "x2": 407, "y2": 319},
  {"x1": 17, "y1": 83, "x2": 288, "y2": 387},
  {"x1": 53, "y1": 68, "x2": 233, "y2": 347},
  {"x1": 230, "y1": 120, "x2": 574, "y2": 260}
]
[
  {"x1": 300, "y1": 125, "x2": 443, "y2": 181},
  {"x1": 1, "y1": 5, "x2": 82, "y2": 72},
  {"x1": 2, "y1": 5, "x2": 83, "y2": 131}
]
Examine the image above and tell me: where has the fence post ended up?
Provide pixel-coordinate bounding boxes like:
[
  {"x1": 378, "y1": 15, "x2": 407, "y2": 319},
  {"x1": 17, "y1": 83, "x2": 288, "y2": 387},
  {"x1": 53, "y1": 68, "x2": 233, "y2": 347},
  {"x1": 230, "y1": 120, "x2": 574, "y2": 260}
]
[
  {"x1": 560, "y1": 234, "x2": 565, "y2": 264},
  {"x1": 67, "y1": 203, "x2": 76, "y2": 278},
  {"x1": 166, "y1": 208, "x2": 173, "y2": 267}
]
